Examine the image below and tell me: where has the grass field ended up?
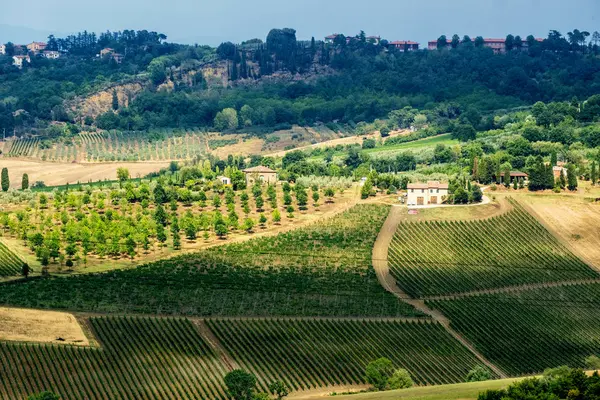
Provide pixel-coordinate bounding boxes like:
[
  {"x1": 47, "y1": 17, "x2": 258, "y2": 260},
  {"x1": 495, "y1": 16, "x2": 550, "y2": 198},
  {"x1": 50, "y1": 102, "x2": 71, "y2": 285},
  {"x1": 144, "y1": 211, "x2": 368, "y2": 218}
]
[
  {"x1": 302, "y1": 377, "x2": 523, "y2": 400},
  {"x1": 428, "y1": 282, "x2": 600, "y2": 376},
  {"x1": 0, "y1": 204, "x2": 421, "y2": 318},
  {"x1": 388, "y1": 200, "x2": 598, "y2": 297},
  {"x1": 363, "y1": 134, "x2": 458, "y2": 155}
]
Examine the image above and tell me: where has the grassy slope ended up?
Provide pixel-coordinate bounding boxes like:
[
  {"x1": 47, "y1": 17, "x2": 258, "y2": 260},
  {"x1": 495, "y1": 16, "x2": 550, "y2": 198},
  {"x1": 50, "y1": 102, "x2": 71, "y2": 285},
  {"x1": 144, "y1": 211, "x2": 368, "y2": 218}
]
[
  {"x1": 318, "y1": 378, "x2": 521, "y2": 400},
  {"x1": 363, "y1": 134, "x2": 458, "y2": 155}
]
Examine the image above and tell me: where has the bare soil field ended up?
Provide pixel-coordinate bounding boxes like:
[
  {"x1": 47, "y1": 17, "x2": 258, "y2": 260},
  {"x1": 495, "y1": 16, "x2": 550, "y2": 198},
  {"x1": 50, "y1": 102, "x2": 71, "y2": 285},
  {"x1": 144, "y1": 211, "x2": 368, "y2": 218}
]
[
  {"x1": 0, "y1": 307, "x2": 90, "y2": 346},
  {"x1": 0, "y1": 158, "x2": 168, "y2": 188},
  {"x1": 516, "y1": 193, "x2": 600, "y2": 271}
]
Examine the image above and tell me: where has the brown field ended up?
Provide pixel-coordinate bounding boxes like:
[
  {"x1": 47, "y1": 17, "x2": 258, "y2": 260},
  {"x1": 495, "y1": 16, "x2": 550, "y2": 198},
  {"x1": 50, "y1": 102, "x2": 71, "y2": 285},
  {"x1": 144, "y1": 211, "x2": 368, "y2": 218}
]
[
  {"x1": 0, "y1": 307, "x2": 90, "y2": 346},
  {"x1": 0, "y1": 158, "x2": 169, "y2": 188},
  {"x1": 515, "y1": 192, "x2": 600, "y2": 271}
]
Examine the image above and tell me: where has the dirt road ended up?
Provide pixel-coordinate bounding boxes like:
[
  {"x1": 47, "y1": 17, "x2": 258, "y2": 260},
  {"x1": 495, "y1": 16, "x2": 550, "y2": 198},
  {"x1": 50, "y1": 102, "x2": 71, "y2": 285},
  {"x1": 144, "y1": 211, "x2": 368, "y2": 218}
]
[{"x1": 371, "y1": 206, "x2": 507, "y2": 378}]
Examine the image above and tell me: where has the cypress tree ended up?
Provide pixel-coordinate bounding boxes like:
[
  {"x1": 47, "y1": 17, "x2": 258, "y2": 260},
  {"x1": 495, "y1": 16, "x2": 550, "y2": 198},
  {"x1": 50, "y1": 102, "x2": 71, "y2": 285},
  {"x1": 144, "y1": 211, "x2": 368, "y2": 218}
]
[
  {"x1": 546, "y1": 164, "x2": 555, "y2": 189},
  {"x1": 1, "y1": 168, "x2": 8, "y2": 192},
  {"x1": 591, "y1": 161, "x2": 597, "y2": 185},
  {"x1": 559, "y1": 169, "x2": 567, "y2": 189},
  {"x1": 21, "y1": 173, "x2": 28, "y2": 190},
  {"x1": 111, "y1": 89, "x2": 119, "y2": 111},
  {"x1": 240, "y1": 52, "x2": 248, "y2": 79},
  {"x1": 231, "y1": 58, "x2": 238, "y2": 81},
  {"x1": 513, "y1": 177, "x2": 518, "y2": 190},
  {"x1": 503, "y1": 167, "x2": 511, "y2": 187},
  {"x1": 550, "y1": 151, "x2": 558, "y2": 166},
  {"x1": 567, "y1": 164, "x2": 578, "y2": 191}
]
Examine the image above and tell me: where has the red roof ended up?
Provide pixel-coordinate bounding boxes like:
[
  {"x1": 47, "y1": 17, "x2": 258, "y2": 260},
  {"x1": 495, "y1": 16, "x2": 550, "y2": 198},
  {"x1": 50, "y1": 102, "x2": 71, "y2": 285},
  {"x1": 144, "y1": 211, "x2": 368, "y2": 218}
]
[
  {"x1": 325, "y1": 34, "x2": 340, "y2": 39},
  {"x1": 390, "y1": 41, "x2": 419, "y2": 45}
]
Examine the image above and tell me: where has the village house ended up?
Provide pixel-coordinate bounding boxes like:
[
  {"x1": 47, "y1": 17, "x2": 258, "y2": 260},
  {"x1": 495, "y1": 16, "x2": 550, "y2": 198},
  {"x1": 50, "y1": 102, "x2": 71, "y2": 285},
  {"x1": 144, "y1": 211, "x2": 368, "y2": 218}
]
[
  {"x1": 407, "y1": 181, "x2": 449, "y2": 206},
  {"x1": 243, "y1": 166, "x2": 278, "y2": 186},
  {"x1": 389, "y1": 41, "x2": 420, "y2": 52},
  {"x1": 217, "y1": 176, "x2": 231, "y2": 185},
  {"x1": 99, "y1": 48, "x2": 115, "y2": 57},
  {"x1": 12, "y1": 55, "x2": 30, "y2": 68},
  {"x1": 324, "y1": 34, "x2": 341, "y2": 44},
  {"x1": 26, "y1": 41, "x2": 46, "y2": 53},
  {"x1": 553, "y1": 164, "x2": 567, "y2": 180},
  {"x1": 497, "y1": 171, "x2": 529, "y2": 184},
  {"x1": 42, "y1": 50, "x2": 60, "y2": 59},
  {"x1": 0, "y1": 44, "x2": 5, "y2": 55}
]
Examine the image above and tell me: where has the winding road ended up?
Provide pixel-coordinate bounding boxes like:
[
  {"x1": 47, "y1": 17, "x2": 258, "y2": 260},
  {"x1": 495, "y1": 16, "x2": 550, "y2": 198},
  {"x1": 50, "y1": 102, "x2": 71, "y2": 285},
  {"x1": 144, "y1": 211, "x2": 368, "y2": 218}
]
[{"x1": 372, "y1": 205, "x2": 508, "y2": 379}]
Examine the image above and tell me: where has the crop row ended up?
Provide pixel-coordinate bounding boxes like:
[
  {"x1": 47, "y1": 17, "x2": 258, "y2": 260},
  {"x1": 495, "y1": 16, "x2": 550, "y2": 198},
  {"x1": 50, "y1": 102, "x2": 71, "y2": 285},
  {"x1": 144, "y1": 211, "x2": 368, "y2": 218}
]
[
  {"x1": 6, "y1": 138, "x2": 38, "y2": 157},
  {"x1": 0, "y1": 316, "x2": 489, "y2": 399},
  {"x1": 388, "y1": 201, "x2": 596, "y2": 297},
  {"x1": 0, "y1": 241, "x2": 23, "y2": 276},
  {"x1": 428, "y1": 282, "x2": 600, "y2": 375}
]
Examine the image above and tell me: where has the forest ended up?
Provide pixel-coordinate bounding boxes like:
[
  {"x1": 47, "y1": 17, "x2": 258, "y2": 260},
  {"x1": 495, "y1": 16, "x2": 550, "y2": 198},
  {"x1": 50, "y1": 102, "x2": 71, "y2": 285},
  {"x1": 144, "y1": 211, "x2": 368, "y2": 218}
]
[{"x1": 1, "y1": 28, "x2": 600, "y2": 137}]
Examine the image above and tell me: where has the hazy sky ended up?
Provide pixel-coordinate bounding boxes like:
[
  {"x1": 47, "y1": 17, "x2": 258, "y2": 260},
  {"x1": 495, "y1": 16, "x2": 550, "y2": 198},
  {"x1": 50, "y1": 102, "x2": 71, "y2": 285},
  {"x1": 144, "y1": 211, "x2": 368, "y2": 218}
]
[{"x1": 1, "y1": 0, "x2": 598, "y2": 46}]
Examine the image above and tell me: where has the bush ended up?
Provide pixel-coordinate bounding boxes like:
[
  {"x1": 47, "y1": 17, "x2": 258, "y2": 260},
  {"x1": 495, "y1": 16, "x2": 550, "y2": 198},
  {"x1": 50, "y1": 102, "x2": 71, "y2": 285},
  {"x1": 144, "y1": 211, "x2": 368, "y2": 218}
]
[
  {"x1": 585, "y1": 355, "x2": 600, "y2": 370},
  {"x1": 365, "y1": 357, "x2": 394, "y2": 391},
  {"x1": 466, "y1": 366, "x2": 492, "y2": 382},
  {"x1": 387, "y1": 369, "x2": 413, "y2": 389}
]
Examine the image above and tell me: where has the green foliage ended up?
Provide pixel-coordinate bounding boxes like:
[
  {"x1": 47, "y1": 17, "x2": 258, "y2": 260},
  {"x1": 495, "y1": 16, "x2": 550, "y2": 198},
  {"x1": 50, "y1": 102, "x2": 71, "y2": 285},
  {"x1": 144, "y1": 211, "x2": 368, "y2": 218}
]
[
  {"x1": 466, "y1": 366, "x2": 492, "y2": 382},
  {"x1": 224, "y1": 369, "x2": 257, "y2": 400},
  {"x1": 365, "y1": 357, "x2": 395, "y2": 391},
  {"x1": 214, "y1": 108, "x2": 239, "y2": 131},
  {"x1": 387, "y1": 369, "x2": 414, "y2": 390},
  {"x1": 586, "y1": 355, "x2": 600, "y2": 370},
  {"x1": 1, "y1": 168, "x2": 9, "y2": 192},
  {"x1": 268, "y1": 380, "x2": 290, "y2": 399},
  {"x1": 27, "y1": 392, "x2": 60, "y2": 400},
  {"x1": 21, "y1": 173, "x2": 29, "y2": 190}
]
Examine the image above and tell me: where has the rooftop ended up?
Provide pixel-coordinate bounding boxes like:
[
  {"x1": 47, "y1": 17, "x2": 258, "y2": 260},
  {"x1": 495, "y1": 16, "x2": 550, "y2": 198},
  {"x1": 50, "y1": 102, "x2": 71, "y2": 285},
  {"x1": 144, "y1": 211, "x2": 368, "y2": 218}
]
[
  {"x1": 407, "y1": 181, "x2": 449, "y2": 189},
  {"x1": 243, "y1": 166, "x2": 277, "y2": 174}
]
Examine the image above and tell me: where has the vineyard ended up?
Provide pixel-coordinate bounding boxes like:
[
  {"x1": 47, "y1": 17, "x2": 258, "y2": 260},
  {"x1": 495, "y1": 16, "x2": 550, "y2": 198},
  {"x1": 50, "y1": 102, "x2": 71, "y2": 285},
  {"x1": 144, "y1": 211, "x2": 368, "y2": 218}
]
[
  {"x1": 0, "y1": 241, "x2": 24, "y2": 277},
  {"x1": 0, "y1": 204, "x2": 421, "y2": 318},
  {"x1": 0, "y1": 315, "x2": 489, "y2": 399},
  {"x1": 208, "y1": 318, "x2": 489, "y2": 390},
  {"x1": 388, "y1": 201, "x2": 598, "y2": 298},
  {"x1": 0, "y1": 316, "x2": 228, "y2": 400},
  {"x1": 428, "y1": 282, "x2": 600, "y2": 375},
  {"x1": 3, "y1": 129, "x2": 209, "y2": 162}
]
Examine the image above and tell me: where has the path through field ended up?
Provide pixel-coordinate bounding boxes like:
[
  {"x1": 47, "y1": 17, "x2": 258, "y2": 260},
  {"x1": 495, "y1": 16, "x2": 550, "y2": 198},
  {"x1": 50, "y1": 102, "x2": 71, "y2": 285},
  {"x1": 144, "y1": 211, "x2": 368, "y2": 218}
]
[{"x1": 372, "y1": 206, "x2": 508, "y2": 378}]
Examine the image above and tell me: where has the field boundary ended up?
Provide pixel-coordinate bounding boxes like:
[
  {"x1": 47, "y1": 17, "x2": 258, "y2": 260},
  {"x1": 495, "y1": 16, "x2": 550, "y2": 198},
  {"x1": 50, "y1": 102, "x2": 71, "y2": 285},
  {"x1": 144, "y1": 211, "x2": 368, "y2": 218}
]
[{"x1": 372, "y1": 206, "x2": 508, "y2": 378}]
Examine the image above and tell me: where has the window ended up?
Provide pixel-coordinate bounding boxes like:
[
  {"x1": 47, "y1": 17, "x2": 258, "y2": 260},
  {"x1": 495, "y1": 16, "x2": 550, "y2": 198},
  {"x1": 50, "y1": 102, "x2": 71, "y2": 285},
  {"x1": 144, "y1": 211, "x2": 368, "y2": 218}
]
[
  {"x1": 437, "y1": 189, "x2": 439, "y2": 193},
  {"x1": 421, "y1": 189, "x2": 424, "y2": 193},
  {"x1": 411, "y1": 189, "x2": 414, "y2": 193}
]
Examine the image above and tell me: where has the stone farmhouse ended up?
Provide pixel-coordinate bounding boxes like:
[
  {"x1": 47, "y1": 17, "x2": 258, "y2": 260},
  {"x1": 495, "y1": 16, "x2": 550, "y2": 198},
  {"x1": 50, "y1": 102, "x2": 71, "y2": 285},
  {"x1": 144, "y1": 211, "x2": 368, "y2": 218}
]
[
  {"x1": 407, "y1": 181, "x2": 449, "y2": 206},
  {"x1": 243, "y1": 166, "x2": 278, "y2": 186}
]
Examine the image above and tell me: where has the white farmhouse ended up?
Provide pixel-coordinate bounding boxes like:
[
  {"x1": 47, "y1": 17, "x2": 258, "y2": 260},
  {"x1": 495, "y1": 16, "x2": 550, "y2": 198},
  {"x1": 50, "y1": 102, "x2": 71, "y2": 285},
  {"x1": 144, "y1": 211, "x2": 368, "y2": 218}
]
[
  {"x1": 12, "y1": 55, "x2": 30, "y2": 68},
  {"x1": 407, "y1": 181, "x2": 449, "y2": 206}
]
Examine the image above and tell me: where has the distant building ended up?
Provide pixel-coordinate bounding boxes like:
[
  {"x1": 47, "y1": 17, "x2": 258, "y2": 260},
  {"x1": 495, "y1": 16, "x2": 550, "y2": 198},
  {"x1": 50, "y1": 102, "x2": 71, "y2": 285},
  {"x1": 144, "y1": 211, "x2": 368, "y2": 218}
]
[
  {"x1": 26, "y1": 42, "x2": 46, "y2": 53},
  {"x1": 407, "y1": 181, "x2": 449, "y2": 206},
  {"x1": 243, "y1": 166, "x2": 278, "y2": 186},
  {"x1": 324, "y1": 34, "x2": 341, "y2": 44},
  {"x1": 0, "y1": 44, "x2": 5, "y2": 55},
  {"x1": 12, "y1": 55, "x2": 30, "y2": 68},
  {"x1": 217, "y1": 176, "x2": 231, "y2": 185},
  {"x1": 112, "y1": 53, "x2": 124, "y2": 64},
  {"x1": 497, "y1": 171, "x2": 529, "y2": 184},
  {"x1": 553, "y1": 165, "x2": 567, "y2": 180},
  {"x1": 389, "y1": 41, "x2": 420, "y2": 52},
  {"x1": 99, "y1": 48, "x2": 115, "y2": 57},
  {"x1": 428, "y1": 37, "x2": 544, "y2": 54},
  {"x1": 42, "y1": 50, "x2": 60, "y2": 59},
  {"x1": 367, "y1": 36, "x2": 381, "y2": 45}
]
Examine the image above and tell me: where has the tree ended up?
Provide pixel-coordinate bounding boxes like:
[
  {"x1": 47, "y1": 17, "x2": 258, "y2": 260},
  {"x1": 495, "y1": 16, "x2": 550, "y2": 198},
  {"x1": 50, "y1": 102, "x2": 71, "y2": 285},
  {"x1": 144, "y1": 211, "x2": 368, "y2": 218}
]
[
  {"x1": 559, "y1": 169, "x2": 567, "y2": 189},
  {"x1": 471, "y1": 185, "x2": 483, "y2": 202},
  {"x1": 365, "y1": 357, "x2": 395, "y2": 391},
  {"x1": 312, "y1": 191, "x2": 320, "y2": 205},
  {"x1": 474, "y1": 36, "x2": 484, "y2": 47},
  {"x1": 269, "y1": 380, "x2": 290, "y2": 399},
  {"x1": 272, "y1": 209, "x2": 281, "y2": 224},
  {"x1": 585, "y1": 355, "x2": 600, "y2": 370},
  {"x1": 452, "y1": 124, "x2": 476, "y2": 142},
  {"x1": 214, "y1": 108, "x2": 239, "y2": 131},
  {"x1": 592, "y1": 161, "x2": 597, "y2": 185},
  {"x1": 27, "y1": 392, "x2": 60, "y2": 400},
  {"x1": 567, "y1": 164, "x2": 578, "y2": 191},
  {"x1": 259, "y1": 213, "x2": 267, "y2": 227},
  {"x1": 117, "y1": 167, "x2": 129, "y2": 188},
  {"x1": 21, "y1": 173, "x2": 29, "y2": 190},
  {"x1": 1, "y1": 167, "x2": 9, "y2": 192},
  {"x1": 215, "y1": 221, "x2": 228, "y2": 238},
  {"x1": 111, "y1": 89, "x2": 119, "y2": 111},
  {"x1": 243, "y1": 218, "x2": 255, "y2": 233},
  {"x1": 505, "y1": 34, "x2": 515, "y2": 51},
  {"x1": 466, "y1": 366, "x2": 492, "y2": 382},
  {"x1": 503, "y1": 164, "x2": 511, "y2": 187},
  {"x1": 21, "y1": 262, "x2": 30, "y2": 279},
  {"x1": 361, "y1": 179, "x2": 373, "y2": 199},
  {"x1": 224, "y1": 369, "x2": 257, "y2": 400},
  {"x1": 451, "y1": 34, "x2": 460, "y2": 49},
  {"x1": 436, "y1": 35, "x2": 448, "y2": 49},
  {"x1": 387, "y1": 369, "x2": 414, "y2": 390}
]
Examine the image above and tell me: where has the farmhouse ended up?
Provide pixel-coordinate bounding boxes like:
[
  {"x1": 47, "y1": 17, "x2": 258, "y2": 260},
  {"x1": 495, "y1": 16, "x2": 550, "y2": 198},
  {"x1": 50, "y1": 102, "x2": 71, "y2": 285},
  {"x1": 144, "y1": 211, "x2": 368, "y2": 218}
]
[
  {"x1": 42, "y1": 50, "x2": 60, "y2": 59},
  {"x1": 553, "y1": 165, "x2": 567, "y2": 180},
  {"x1": 407, "y1": 181, "x2": 449, "y2": 206},
  {"x1": 12, "y1": 55, "x2": 30, "y2": 68},
  {"x1": 498, "y1": 171, "x2": 528, "y2": 184},
  {"x1": 217, "y1": 176, "x2": 231, "y2": 185},
  {"x1": 324, "y1": 34, "x2": 341, "y2": 44},
  {"x1": 0, "y1": 44, "x2": 5, "y2": 55},
  {"x1": 26, "y1": 41, "x2": 47, "y2": 53},
  {"x1": 243, "y1": 166, "x2": 277, "y2": 185}
]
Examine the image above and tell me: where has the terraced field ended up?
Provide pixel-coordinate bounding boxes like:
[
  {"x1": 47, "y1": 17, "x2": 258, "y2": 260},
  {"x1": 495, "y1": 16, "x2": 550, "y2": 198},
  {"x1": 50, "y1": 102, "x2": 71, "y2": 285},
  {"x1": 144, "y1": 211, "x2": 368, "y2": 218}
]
[
  {"x1": 388, "y1": 201, "x2": 598, "y2": 298},
  {"x1": 0, "y1": 316, "x2": 490, "y2": 399},
  {"x1": 428, "y1": 282, "x2": 600, "y2": 375}
]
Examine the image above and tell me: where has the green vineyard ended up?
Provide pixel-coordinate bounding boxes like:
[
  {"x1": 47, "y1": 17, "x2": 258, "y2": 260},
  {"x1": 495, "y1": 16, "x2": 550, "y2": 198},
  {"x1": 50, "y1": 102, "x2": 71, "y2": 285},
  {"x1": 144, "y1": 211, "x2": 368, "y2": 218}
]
[
  {"x1": 0, "y1": 316, "x2": 228, "y2": 400},
  {"x1": 388, "y1": 201, "x2": 598, "y2": 297},
  {"x1": 428, "y1": 282, "x2": 600, "y2": 375},
  {"x1": 0, "y1": 205, "x2": 421, "y2": 317},
  {"x1": 208, "y1": 318, "x2": 489, "y2": 390},
  {"x1": 0, "y1": 241, "x2": 24, "y2": 277},
  {"x1": 0, "y1": 316, "x2": 489, "y2": 399}
]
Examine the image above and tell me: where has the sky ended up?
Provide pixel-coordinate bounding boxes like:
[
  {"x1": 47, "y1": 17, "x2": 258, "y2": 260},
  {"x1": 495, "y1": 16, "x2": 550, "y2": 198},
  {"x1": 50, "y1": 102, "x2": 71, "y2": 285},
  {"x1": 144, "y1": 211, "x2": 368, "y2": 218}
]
[{"x1": 1, "y1": 0, "x2": 599, "y2": 46}]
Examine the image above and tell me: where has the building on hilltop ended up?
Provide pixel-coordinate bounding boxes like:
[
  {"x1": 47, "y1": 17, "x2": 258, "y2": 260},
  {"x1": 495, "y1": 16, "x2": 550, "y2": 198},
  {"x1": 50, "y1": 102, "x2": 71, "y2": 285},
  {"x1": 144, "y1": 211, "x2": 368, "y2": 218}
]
[
  {"x1": 12, "y1": 55, "x2": 30, "y2": 68},
  {"x1": 217, "y1": 176, "x2": 231, "y2": 185},
  {"x1": 428, "y1": 37, "x2": 544, "y2": 54},
  {"x1": 0, "y1": 44, "x2": 5, "y2": 55},
  {"x1": 496, "y1": 171, "x2": 529, "y2": 185},
  {"x1": 324, "y1": 34, "x2": 341, "y2": 44},
  {"x1": 26, "y1": 42, "x2": 47, "y2": 53},
  {"x1": 243, "y1": 166, "x2": 278, "y2": 186},
  {"x1": 407, "y1": 181, "x2": 449, "y2": 206},
  {"x1": 389, "y1": 41, "x2": 420, "y2": 52},
  {"x1": 42, "y1": 50, "x2": 60, "y2": 59}
]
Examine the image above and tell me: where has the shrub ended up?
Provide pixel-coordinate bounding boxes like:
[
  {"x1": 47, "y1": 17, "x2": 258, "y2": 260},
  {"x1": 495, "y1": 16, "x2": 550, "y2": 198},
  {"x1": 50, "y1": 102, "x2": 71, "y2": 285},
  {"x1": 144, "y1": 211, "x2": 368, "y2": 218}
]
[
  {"x1": 466, "y1": 366, "x2": 492, "y2": 382},
  {"x1": 387, "y1": 369, "x2": 413, "y2": 389},
  {"x1": 365, "y1": 357, "x2": 394, "y2": 391}
]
